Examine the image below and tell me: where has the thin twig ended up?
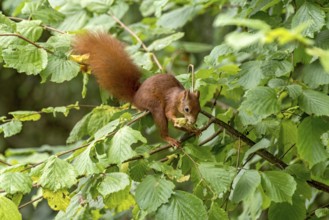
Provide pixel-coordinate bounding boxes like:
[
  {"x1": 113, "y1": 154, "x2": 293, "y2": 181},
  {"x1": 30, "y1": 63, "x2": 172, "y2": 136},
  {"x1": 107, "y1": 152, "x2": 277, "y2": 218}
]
[
  {"x1": 199, "y1": 128, "x2": 222, "y2": 146},
  {"x1": 108, "y1": 12, "x2": 164, "y2": 72},
  {"x1": 0, "y1": 33, "x2": 53, "y2": 54},
  {"x1": 8, "y1": 16, "x2": 66, "y2": 34},
  {"x1": 280, "y1": 144, "x2": 296, "y2": 159},
  {"x1": 0, "y1": 160, "x2": 11, "y2": 166},
  {"x1": 211, "y1": 87, "x2": 223, "y2": 111},
  {"x1": 236, "y1": 138, "x2": 241, "y2": 169},
  {"x1": 188, "y1": 64, "x2": 195, "y2": 92},
  {"x1": 19, "y1": 196, "x2": 43, "y2": 209}
]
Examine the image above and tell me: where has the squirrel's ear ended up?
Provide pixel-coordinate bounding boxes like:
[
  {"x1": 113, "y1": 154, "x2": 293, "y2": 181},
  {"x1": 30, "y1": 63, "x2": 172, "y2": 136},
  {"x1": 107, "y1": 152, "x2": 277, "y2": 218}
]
[
  {"x1": 194, "y1": 90, "x2": 200, "y2": 99},
  {"x1": 183, "y1": 90, "x2": 189, "y2": 100}
]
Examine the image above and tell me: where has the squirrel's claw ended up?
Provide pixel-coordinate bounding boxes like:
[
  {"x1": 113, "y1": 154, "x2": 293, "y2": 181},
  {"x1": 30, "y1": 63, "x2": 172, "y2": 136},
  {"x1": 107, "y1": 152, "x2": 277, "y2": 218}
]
[{"x1": 164, "y1": 136, "x2": 181, "y2": 148}]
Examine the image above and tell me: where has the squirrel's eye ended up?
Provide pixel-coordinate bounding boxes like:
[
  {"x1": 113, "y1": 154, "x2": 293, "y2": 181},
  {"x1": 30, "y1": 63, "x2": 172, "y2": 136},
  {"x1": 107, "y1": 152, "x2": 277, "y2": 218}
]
[{"x1": 184, "y1": 107, "x2": 190, "y2": 113}]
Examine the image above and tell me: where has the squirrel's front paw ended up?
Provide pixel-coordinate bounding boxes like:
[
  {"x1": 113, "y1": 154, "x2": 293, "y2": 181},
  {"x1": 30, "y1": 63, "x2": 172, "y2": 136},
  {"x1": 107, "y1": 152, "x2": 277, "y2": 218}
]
[{"x1": 164, "y1": 136, "x2": 181, "y2": 147}]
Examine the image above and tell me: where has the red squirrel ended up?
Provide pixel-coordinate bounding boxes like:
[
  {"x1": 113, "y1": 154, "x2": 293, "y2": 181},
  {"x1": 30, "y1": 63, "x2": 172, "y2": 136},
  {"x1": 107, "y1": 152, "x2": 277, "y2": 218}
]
[{"x1": 73, "y1": 32, "x2": 201, "y2": 147}]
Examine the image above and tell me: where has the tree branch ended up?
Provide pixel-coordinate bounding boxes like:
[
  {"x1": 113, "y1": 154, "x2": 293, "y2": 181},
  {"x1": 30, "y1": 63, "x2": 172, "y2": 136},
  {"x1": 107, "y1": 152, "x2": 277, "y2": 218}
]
[
  {"x1": 201, "y1": 110, "x2": 329, "y2": 193},
  {"x1": 0, "y1": 33, "x2": 53, "y2": 54}
]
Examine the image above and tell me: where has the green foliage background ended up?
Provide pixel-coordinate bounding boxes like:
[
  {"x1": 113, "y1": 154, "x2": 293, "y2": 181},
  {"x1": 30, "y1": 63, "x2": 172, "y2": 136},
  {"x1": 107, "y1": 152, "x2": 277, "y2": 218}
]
[{"x1": 1, "y1": 0, "x2": 329, "y2": 219}]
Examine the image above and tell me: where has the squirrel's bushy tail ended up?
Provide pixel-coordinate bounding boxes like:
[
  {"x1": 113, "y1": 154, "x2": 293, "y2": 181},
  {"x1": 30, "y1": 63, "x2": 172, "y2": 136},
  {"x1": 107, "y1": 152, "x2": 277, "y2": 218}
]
[{"x1": 73, "y1": 32, "x2": 141, "y2": 103}]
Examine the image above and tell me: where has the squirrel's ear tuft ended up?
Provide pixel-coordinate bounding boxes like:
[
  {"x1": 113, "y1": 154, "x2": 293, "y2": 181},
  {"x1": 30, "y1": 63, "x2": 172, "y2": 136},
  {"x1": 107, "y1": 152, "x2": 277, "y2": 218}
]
[{"x1": 194, "y1": 90, "x2": 200, "y2": 99}]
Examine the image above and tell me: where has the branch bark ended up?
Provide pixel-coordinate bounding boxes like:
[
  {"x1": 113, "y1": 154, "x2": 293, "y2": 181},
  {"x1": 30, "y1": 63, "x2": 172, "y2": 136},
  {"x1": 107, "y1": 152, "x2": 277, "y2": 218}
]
[{"x1": 201, "y1": 110, "x2": 329, "y2": 193}]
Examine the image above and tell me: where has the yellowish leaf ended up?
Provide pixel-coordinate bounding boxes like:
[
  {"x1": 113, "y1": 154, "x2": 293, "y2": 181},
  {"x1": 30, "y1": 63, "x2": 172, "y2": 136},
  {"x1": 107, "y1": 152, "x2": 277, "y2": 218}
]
[{"x1": 43, "y1": 189, "x2": 70, "y2": 211}]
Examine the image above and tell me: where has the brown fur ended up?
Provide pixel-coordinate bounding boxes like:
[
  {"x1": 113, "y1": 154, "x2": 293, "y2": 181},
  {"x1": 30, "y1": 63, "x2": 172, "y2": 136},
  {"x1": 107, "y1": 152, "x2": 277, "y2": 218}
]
[
  {"x1": 73, "y1": 32, "x2": 201, "y2": 147},
  {"x1": 73, "y1": 32, "x2": 141, "y2": 103}
]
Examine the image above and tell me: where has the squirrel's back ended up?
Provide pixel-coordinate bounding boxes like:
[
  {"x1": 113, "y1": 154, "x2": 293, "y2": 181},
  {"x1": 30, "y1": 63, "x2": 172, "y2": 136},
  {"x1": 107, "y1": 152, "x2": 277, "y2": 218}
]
[{"x1": 73, "y1": 32, "x2": 141, "y2": 102}]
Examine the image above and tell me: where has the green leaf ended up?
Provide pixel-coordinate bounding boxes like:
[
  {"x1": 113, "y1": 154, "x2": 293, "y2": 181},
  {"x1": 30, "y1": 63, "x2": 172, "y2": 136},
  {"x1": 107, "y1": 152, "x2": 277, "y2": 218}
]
[
  {"x1": 157, "y1": 5, "x2": 202, "y2": 29},
  {"x1": 103, "y1": 186, "x2": 135, "y2": 212},
  {"x1": 148, "y1": 32, "x2": 184, "y2": 51},
  {"x1": 44, "y1": 35, "x2": 72, "y2": 54},
  {"x1": 149, "y1": 161, "x2": 183, "y2": 180},
  {"x1": 131, "y1": 52, "x2": 153, "y2": 70},
  {"x1": 279, "y1": 120, "x2": 297, "y2": 149},
  {"x1": 198, "y1": 163, "x2": 236, "y2": 194},
  {"x1": 306, "y1": 47, "x2": 329, "y2": 73},
  {"x1": 0, "y1": 12, "x2": 16, "y2": 33},
  {"x1": 40, "y1": 156, "x2": 78, "y2": 191},
  {"x1": 204, "y1": 44, "x2": 233, "y2": 66},
  {"x1": 135, "y1": 175, "x2": 175, "y2": 213},
  {"x1": 97, "y1": 172, "x2": 130, "y2": 197},
  {"x1": 268, "y1": 195, "x2": 306, "y2": 220},
  {"x1": 58, "y1": 10, "x2": 89, "y2": 31},
  {"x1": 107, "y1": 126, "x2": 146, "y2": 164},
  {"x1": 315, "y1": 208, "x2": 329, "y2": 218},
  {"x1": 22, "y1": 1, "x2": 64, "y2": 25},
  {"x1": 185, "y1": 143, "x2": 214, "y2": 161},
  {"x1": 32, "y1": 8, "x2": 64, "y2": 26},
  {"x1": 3, "y1": 44, "x2": 47, "y2": 75},
  {"x1": 40, "y1": 55, "x2": 80, "y2": 83},
  {"x1": 286, "y1": 85, "x2": 303, "y2": 99},
  {"x1": 9, "y1": 111, "x2": 41, "y2": 122},
  {"x1": 66, "y1": 112, "x2": 92, "y2": 144},
  {"x1": 225, "y1": 31, "x2": 263, "y2": 50},
  {"x1": 208, "y1": 203, "x2": 229, "y2": 220},
  {"x1": 237, "y1": 61, "x2": 264, "y2": 89},
  {"x1": 0, "y1": 120, "x2": 23, "y2": 137},
  {"x1": 262, "y1": 60, "x2": 293, "y2": 77},
  {"x1": 291, "y1": 2, "x2": 325, "y2": 38},
  {"x1": 0, "y1": 196, "x2": 22, "y2": 220},
  {"x1": 0, "y1": 172, "x2": 32, "y2": 194},
  {"x1": 16, "y1": 20, "x2": 43, "y2": 42},
  {"x1": 285, "y1": 164, "x2": 310, "y2": 181},
  {"x1": 299, "y1": 89, "x2": 329, "y2": 116},
  {"x1": 80, "y1": 0, "x2": 114, "y2": 13},
  {"x1": 297, "y1": 116, "x2": 329, "y2": 167},
  {"x1": 0, "y1": 13, "x2": 18, "y2": 48},
  {"x1": 239, "y1": 87, "x2": 280, "y2": 125},
  {"x1": 87, "y1": 106, "x2": 121, "y2": 135},
  {"x1": 42, "y1": 103, "x2": 79, "y2": 117},
  {"x1": 301, "y1": 61, "x2": 329, "y2": 88},
  {"x1": 129, "y1": 160, "x2": 149, "y2": 182},
  {"x1": 231, "y1": 170, "x2": 261, "y2": 203},
  {"x1": 243, "y1": 138, "x2": 271, "y2": 162},
  {"x1": 156, "y1": 190, "x2": 208, "y2": 220},
  {"x1": 72, "y1": 145, "x2": 103, "y2": 176},
  {"x1": 93, "y1": 119, "x2": 120, "y2": 140},
  {"x1": 214, "y1": 16, "x2": 270, "y2": 30},
  {"x1": 261, "y1": 171, "x2": 296, "y2": 203}
]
